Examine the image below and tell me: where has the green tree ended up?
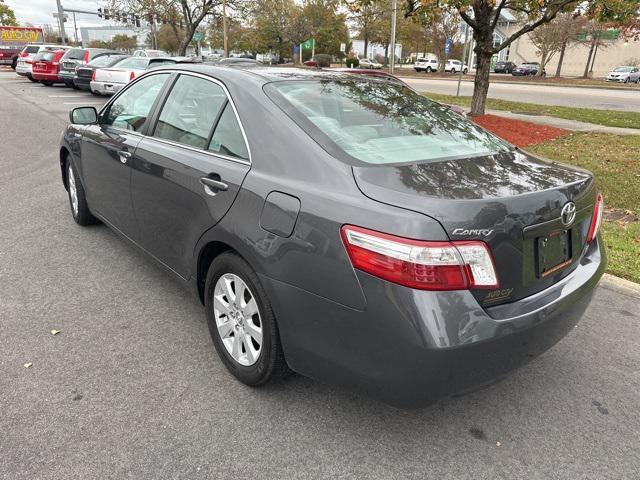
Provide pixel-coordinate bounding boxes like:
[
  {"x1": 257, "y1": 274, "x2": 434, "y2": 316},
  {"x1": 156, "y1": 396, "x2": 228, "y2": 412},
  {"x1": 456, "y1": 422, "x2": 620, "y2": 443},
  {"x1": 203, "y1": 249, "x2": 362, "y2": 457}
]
[
  {"x1": 300, "y1": 0, "x2": 350, "y2": 58},
  {"x1": 407, "y1": 0, "x2": 583, "y2": 115},
  {"x1": 111, "y1": 34, "x2": 138, "y2": 51},
  {"x1": 156, "y1": 23, "x2": 184, "y2": 53},
  {"x1": 346, "y1": 0, "x2": 386, "y2": 58},
  {"x1": 250, "y1": 0, "x2": 297, "y2": 58},
  {"x1": 0, "y1": 3, "x2": 18, "y2": 26}
]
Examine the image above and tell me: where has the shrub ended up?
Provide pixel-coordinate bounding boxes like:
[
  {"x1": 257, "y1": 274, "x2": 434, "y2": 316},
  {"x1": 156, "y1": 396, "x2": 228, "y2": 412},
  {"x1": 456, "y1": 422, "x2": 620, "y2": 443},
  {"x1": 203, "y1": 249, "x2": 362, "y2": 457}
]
[
  {"x1": 345, "y1": 57, "x2": 359, "y2": 68},
  {"x1": 314, "y1": 54, "x2": 332, "y2": 68}
]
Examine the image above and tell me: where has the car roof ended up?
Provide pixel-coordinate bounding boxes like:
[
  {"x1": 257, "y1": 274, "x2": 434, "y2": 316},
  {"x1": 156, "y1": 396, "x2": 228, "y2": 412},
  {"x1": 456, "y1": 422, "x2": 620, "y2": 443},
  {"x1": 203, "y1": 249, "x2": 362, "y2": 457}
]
[{"x1": 149, "y1": 64, "x2": 403, "y2": 86}]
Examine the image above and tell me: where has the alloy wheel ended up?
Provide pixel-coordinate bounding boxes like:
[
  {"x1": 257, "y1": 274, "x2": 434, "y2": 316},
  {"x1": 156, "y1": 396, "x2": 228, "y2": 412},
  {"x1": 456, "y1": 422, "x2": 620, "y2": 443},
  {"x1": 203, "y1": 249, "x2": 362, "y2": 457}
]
[{"x1": 213, "y1": 273, "x2": 263, "y2": 366}]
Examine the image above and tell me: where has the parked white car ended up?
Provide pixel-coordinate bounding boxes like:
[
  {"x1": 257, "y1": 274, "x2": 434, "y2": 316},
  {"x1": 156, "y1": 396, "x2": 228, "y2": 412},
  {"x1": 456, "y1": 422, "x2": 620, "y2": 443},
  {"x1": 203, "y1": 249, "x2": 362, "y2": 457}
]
[
  {"x1": 414, "y1": 57, "x2": 438, "y2": 72},
  {"x1": 359, "y1": 58, "x2": 383, "y2": 69},
  {"x1": 606, "y1": 66, "x2": 640, "y2": 83},
  {"x1": 90, "y1": 57, "x2": 177, "y2": 95},
  {"x1": 444, "y1": 59, "x2": 468, "y2": 74},
  {"x1": 15, "y1": 44, "x2": 70, "y2": 80}
]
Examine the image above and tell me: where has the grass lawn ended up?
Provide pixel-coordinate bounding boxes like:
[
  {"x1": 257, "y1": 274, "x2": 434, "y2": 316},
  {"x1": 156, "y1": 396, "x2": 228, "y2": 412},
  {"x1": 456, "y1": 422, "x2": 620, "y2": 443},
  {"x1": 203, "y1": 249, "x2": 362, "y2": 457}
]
[
  {"x1": 527, "y1": 133, "x2": 640, "y2": 283},
  {"x1": 423, "y1": 92, "x2": 640, "y2": 130}
]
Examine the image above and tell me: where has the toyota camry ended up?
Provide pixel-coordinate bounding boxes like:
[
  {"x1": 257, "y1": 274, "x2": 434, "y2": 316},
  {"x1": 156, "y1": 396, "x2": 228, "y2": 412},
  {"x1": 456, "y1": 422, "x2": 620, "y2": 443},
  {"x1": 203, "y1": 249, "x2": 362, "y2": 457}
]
[{"x1": 59, "y1": 65, "x2": 605, "y2": 408}]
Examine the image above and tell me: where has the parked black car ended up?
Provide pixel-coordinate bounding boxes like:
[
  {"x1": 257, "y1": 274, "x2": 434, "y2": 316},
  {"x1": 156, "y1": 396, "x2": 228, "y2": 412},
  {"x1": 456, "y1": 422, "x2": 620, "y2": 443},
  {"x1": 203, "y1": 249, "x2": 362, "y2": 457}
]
[
  {"x1": 73, "y1": 54, "x2": 130, "y2": 92},
  {"x1": 60, "y1": 65, "x2": 605, "y2": 408},
  {"x1": 512, "y1": 62, "x2": 546, "y2": 76},
  {"x1": 494, "y1": 61, "x2": 516, "y2": 73}
]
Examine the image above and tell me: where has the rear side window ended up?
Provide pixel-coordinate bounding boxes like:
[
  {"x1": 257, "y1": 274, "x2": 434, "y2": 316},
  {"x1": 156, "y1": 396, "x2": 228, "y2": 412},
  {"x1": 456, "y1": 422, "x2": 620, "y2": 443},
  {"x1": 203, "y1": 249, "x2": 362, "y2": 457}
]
[
  {"x1": 34, "y1": 51, "x2": 55, "y2": 62},
  {"x1": 148, "y1": 59, "x2": 176, "y2": 69},
  {"x1": 65, "y1": 49, "x2": 86, "y2": 60},
  {"x1": 208, "y1": 105, "x2": 249, "y2": 160},
  {"x1": 24, "y1": 45, "x2": 40, "y2": 54},
  {"x1": 104, "y1": 73, "x2": 170, "y2": 131},
  {"x1": 154, "y1": 75, "x2": 227, "y2": 149},
  {"x1": 88, "y1": 55, "x2": 124, "y2": 68}
]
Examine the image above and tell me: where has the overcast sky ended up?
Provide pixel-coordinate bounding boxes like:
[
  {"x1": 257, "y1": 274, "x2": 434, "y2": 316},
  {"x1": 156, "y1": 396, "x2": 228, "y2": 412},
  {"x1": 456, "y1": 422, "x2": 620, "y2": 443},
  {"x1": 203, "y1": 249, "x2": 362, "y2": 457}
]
[{"x1": 5, "y1": 0, "x2": 113, "y2": 30}]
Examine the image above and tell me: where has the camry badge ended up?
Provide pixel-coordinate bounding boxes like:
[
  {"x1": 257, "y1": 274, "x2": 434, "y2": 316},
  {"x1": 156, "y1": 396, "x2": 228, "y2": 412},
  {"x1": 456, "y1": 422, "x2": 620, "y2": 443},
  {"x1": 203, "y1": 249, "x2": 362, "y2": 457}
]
[
  {"x1": 452, "y1": 228, "x2": 494, "y2": 237},
  {"x1": 560, "y1": 202, "x2": 576, "y2": 226}
]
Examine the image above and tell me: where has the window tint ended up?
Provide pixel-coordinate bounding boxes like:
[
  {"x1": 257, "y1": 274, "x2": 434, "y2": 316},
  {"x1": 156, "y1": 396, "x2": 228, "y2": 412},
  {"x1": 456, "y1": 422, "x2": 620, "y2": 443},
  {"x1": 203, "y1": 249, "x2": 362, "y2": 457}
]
[
  {"x1": 104, "y1": 73, "x2": 169, "y2": 132},
  {"x1": 208, "y1": 104, "x2": 249, "y2": 160},
  {"x1": 34, "y1": 51, "x2": 56, "y2": 62},
  {"x1": 269, "y1": 80, "x2": 508, "y2": 165},
  {"x1": 148, "y1": 59, "x2": 176, "y2": 69},
  {"x1": 154, "y1": 75, "x2": 227, "y2": 149},
  {"x1": 25, "y1": 45, "x2": 40, "y2": 54}
]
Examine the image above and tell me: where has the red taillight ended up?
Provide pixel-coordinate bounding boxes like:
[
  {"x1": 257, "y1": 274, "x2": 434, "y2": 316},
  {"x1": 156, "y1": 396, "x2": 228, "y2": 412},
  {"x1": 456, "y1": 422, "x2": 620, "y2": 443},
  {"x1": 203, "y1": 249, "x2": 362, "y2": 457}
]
[
  {"x1": 340, "y1": 225, "x2": 499, "y2": 291},
  {"x1": 92, "y1": 69, "x2": 96, "y2": 81},
  {"x1": 20, "y1": 52, "x2": 29, "y2": 58},
  {"x1": 587, "y1": 193, "x2": 604, "y2": 243},
  {"x1": 129, "y1": 71, "x2": 135, "y2": 81},
  {"x1": 83, "y1": 50, "x2": 89, "y2": 63}
]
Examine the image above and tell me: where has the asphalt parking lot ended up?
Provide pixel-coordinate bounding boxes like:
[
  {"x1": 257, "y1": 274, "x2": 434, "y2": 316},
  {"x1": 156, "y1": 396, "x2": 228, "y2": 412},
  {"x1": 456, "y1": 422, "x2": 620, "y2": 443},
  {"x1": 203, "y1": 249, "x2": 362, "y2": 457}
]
[{"x1": 1, "y1": 69, "x2": 640, "y2": 480}]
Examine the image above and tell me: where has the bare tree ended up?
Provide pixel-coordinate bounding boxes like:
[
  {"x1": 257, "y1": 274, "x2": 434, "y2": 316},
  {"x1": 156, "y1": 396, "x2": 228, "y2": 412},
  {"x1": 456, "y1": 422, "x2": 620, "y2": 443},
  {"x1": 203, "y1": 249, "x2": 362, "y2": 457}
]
[{"x1": 529, "y1": 13, "x2": 586, "y2": 76}]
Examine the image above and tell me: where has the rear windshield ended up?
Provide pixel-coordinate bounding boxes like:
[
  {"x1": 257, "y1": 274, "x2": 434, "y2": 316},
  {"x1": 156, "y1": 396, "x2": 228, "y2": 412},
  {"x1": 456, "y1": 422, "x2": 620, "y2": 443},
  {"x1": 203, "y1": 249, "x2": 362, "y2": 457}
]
[
  {"x1": 115, "y1": 57, "x2": 149, "y2": 69},
  {"x1": 34, "y1": 51, "x2": 55, "y2": 62},
  {"x1": 267, "y1": 80, "x2": 509, "y2": 165},
  {"x1": 65, "y1": 48, "x2": 86, "y2": 60},
  {"x1": 88, "y1": 55, "x2": 126, "y2": 67},
  {"x1": 24, "y1": 45, "x2": 40, "y2": 54}
]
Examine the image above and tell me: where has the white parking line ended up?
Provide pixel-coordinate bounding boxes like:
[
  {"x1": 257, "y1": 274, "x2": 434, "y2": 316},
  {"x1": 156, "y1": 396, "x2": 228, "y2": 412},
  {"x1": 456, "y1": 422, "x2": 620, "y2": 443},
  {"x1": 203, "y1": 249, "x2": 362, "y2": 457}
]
[
  {"x1": 63, "y1": 102, "x2": 104, "y2": 105},
  {"x1": 49, "y1": 95, "x2": 87, "y2": 98}
]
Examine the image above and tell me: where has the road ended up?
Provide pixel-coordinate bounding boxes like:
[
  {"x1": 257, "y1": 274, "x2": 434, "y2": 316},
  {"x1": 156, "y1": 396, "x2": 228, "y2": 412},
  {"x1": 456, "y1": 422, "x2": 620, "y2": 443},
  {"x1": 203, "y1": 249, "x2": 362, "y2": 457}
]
[
  {"x1": 1, "y1": 70, "x2": 640, "y2": 480},
  {"x1": 401, "y1": 76, "x2": 640, "y2": 111}
]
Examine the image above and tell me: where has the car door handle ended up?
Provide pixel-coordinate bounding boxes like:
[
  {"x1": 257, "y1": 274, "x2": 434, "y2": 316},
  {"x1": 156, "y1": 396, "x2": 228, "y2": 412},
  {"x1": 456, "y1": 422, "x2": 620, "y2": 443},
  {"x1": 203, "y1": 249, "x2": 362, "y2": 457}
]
[
  {"x1": 200, "y1": 176, "x2": 228, "y2": 195},
  {"x1": 118, "y1": 151, "x2": 132, "y2": 164}
]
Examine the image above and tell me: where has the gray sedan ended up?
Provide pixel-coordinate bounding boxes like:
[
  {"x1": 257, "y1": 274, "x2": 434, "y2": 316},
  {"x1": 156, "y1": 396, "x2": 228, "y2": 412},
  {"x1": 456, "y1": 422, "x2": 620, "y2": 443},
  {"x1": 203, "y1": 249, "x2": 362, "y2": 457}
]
[{"x1": 59, "y1": 65, "x2": 605, "y2": 408}]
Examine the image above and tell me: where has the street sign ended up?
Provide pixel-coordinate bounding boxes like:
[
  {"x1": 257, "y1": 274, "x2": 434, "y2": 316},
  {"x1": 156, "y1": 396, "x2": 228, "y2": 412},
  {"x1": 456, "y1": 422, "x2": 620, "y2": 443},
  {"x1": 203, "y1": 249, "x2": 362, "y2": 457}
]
[
  {"x1": 193, "y1": 31, "x2": 203, "y2": 42},
  {"x1": 340, "y1": 42, "x2": 346, "y2": 53},
  {"x1": 302, "y1": 39, "x2": 313, "y2": 50},
  {"x1": 444, "y1": 38, "x2": 452, "y2": 55}
]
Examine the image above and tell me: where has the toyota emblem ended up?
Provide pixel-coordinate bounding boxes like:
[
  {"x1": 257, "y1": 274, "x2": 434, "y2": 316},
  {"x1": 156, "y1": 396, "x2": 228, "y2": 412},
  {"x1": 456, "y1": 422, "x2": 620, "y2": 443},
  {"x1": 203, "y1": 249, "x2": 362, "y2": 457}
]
[{"x1": 560, "y1": 202, "x2": 576, "y2": 226}]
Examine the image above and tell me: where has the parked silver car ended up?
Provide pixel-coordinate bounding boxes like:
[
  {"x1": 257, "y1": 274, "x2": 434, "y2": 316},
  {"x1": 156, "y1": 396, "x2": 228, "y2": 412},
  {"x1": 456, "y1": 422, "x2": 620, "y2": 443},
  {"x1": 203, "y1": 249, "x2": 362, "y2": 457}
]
[{"x1": 606, "y1": 66, "x2": 640, "y2": 83}]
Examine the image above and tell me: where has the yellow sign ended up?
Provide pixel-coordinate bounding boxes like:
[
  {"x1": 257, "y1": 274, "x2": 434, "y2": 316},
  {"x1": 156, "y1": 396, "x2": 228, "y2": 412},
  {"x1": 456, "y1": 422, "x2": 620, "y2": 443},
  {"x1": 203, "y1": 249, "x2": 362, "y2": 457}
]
[{"x1": 1, "y1": 29, "x2": 40, "y2": 43}]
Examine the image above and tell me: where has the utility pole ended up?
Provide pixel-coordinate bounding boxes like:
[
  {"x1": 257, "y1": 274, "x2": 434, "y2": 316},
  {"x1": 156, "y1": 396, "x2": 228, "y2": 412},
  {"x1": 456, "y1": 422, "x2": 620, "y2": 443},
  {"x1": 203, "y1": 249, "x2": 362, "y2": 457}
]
[
  {"x1": 456, "y1": 23, "x2": 469, "y2": 97},
  {"x1": 72, "y1": 11, "x2": 78, "y2": 45},
  {"x1": 389, "y1": 0, "x2": 397, "y2": 73},
  {"x1": 56, "y1": 0, "x2": 67, "y2": 44},
  {"x1": 222, "y1": 0, "x2": 228, "y2": 57}
]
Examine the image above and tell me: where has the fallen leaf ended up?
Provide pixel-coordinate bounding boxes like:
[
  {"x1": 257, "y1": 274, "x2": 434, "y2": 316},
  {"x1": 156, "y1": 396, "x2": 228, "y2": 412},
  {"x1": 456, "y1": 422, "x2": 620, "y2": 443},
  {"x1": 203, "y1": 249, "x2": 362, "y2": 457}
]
[
  {"x1": 50, "y1": 329, "x2": 61, "y2": 336},
  {"x1": 24, "y1": 362, "x2": 33, "y2": 368},
  {"x1": 496, "y1": 441, "x2": 502, "y2": 447}
]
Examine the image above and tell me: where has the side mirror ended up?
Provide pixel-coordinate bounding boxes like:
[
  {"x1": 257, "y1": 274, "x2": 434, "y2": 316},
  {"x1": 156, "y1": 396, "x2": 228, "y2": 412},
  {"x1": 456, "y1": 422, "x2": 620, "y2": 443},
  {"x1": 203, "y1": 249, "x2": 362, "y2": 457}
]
[{"x1": 70, "y1": 106, "x2": 98, "y2": 125}]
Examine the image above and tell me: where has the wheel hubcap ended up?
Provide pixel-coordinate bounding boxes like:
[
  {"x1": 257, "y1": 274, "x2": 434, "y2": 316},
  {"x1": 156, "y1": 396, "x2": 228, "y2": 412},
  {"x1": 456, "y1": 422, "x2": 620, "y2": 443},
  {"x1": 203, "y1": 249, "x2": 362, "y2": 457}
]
[
  {"x1": 213, "y1": 273, "x2": 263, "y2": 366},
  {"x1": 68, "y1": 164, "x2": 79, "y2": 216}
]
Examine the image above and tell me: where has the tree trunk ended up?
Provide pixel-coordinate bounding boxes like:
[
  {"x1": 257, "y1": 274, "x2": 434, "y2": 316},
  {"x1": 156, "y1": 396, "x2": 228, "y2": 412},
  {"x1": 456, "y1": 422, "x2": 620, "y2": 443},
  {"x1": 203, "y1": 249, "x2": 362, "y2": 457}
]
[
  {"x1": 555, "y1": 41, "x2": 566, "y2": 77},
  {"x1": 364, "y1": 37, "x2": 368, "y2": 57},
  {"x1": 537, "y1": 50, "x2": 548, "y2": 77},
  {"x1": 582, "y1": 37, "x2": 596, "y2": 78},
  {"x1": 589, "y1": 42, "x2": 599, "y2": 74},
  {"x1": 470, "y1": 49, "x2": 491, "y2": 116}
]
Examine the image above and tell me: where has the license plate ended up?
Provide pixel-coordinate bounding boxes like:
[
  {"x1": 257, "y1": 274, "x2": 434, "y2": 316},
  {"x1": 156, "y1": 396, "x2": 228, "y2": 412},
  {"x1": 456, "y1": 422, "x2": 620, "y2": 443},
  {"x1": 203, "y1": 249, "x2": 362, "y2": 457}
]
[{"x1": 536, "y1": 230, "x2": 572, "y2": 278}]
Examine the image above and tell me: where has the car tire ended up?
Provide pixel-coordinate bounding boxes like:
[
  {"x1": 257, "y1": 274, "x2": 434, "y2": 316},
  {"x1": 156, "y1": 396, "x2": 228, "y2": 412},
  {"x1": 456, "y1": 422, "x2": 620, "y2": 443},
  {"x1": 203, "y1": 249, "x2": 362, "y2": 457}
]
[
  {"x1": 463, "y1": 68, "x2": 468, "y2": 74},
  {"x1": 42, "y1": 81, "x2": 54, "y2": 87},
  {"x1": 66, "y1": 160, "x2": 99, "y2": 226},
  {"x1": 91, "y1": 89, "x2": 101, "y2": 96},
  {"x1": 64, "y1": 81, "x2": 74, "y2": 88},
  {"x1": 72, "y1": 83, "x2": 80, "y2": 90},
  {"x1": 426, "y1": 67, "x2": 432, "y2": 73},
  {"x1": 451, "y1": 68, "x2": 456, "y2": 74},
  {"x1": 11, "y1": 57, "x2": 17, "y2": 70},
  {"x1": 28, "y1": 75, "x2": 37, "y2": 82},
  {"x1": 205, "y1": 252, "x2": 289, "y2": 386},
  {"x1": 624, "y1": 77, "x2": 629, "y2": 84}
]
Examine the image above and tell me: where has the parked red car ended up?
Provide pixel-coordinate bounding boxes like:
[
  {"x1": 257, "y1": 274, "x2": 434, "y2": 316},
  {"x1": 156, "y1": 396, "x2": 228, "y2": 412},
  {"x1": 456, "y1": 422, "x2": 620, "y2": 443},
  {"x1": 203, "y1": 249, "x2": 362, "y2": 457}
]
[{"x1": 31, "y1": 49, "x2": 66, "y2": 86}]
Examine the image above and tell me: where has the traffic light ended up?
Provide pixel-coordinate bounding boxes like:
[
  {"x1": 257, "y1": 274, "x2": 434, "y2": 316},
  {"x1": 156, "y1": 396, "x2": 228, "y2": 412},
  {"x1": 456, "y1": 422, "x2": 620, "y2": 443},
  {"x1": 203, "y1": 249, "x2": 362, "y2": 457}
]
[
  {"x1": 97, "y1": 8, "x2": 102, "y2": 18},
  {"x1": 104, "y1": 8, "x2": 110, "y2": 20}
]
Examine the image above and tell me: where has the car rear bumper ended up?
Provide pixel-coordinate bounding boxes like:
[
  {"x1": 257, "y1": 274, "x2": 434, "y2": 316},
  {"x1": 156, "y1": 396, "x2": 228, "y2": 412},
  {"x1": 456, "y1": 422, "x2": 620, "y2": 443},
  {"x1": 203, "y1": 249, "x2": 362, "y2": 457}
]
[
  {"x1": 262, "y1": 236, "x2": 605, "y2": 408},
  {"x1": 59, "y1": 70, "x2": 76, "y2": 81},
  {"x1": 15, "y1": 64, "x2": 32, "y2": 76},
  {"x1": 74, "y1": 77, "x2": 91, "y2": 90},
  {"x1": 32, "y1": 72, "x2": 61, "y2": 82},
  {"x1": 90, "y1": 80, "x2": 125, "y2": 95}
]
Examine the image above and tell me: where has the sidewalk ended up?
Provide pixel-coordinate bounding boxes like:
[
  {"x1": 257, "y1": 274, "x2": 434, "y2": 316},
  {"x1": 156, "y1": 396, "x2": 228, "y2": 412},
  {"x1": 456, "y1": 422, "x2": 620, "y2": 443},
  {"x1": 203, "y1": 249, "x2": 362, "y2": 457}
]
[{"x1": 457, "y1": 105, "x2": 640, "y2": 136}]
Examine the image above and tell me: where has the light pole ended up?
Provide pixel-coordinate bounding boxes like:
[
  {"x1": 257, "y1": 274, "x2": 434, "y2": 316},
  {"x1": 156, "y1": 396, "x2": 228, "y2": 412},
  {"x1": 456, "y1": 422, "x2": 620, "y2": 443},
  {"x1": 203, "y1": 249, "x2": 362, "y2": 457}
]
[
  {"x1": 456, "y1": 22, "x2": 469, "y2": 97},
  {"x1": 389, "y1": 0, "x2": 397, "y2": 73},
  {"x1": 56, "y1": 0, "x2": 67, "y2": 44}
]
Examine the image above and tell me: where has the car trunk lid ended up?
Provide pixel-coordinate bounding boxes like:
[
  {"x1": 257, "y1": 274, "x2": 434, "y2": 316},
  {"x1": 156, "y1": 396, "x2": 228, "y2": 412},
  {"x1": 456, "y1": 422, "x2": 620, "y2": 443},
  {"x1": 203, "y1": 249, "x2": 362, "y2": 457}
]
[{"x1": 352, "y1": 149, "x2": 596, "y2": 306}]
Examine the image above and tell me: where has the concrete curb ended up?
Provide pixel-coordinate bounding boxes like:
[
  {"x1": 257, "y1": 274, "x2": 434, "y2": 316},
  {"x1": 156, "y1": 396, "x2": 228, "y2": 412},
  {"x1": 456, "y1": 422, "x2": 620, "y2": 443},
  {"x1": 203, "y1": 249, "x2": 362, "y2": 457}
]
[
  {"x1": 600, "y1": 273, "x2": 640, "y2": 298},
  {"x1": 396, "y1": 73, "x2": 638, "y2": 92}
]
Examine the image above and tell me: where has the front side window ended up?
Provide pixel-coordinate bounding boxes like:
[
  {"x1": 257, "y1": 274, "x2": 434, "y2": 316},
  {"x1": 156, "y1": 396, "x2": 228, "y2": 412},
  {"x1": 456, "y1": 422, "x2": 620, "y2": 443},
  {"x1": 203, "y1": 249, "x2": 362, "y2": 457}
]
[
  {"x1": 104, "y1": 73, "x2": 169, "y2": 131},
  {"x1": 65, "y1": 48, "x2": 85, "y2": 60},
  {"x1": 267, "y1": 80, "x2": 509, "y2": 165},
  {"x1": 154, "y1": 75, "x2": 227, "y2": 149}
]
